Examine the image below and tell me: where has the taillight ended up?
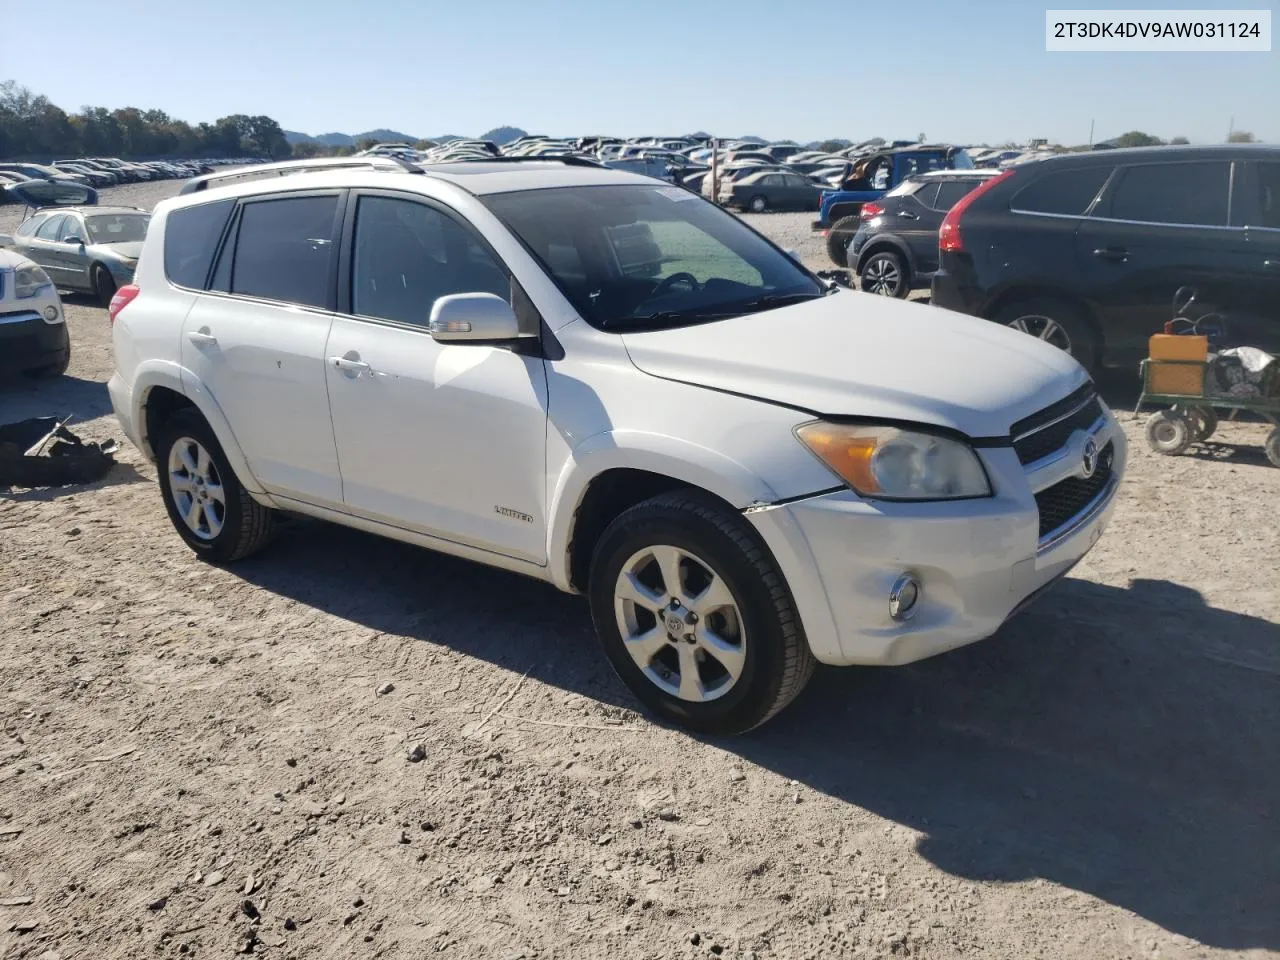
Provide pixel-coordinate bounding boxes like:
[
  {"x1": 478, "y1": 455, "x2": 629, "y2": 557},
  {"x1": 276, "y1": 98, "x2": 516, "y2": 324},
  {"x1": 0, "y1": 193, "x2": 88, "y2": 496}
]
[
  {"x1": 938, "y1": 170, "x2": 1015, "y2": 254},
  {"x1": 859, "y1": 202, "x2": 884, "y2": 220},
  {"x1": 108, "y1": 283, "x2": 139, "y2": 325}
]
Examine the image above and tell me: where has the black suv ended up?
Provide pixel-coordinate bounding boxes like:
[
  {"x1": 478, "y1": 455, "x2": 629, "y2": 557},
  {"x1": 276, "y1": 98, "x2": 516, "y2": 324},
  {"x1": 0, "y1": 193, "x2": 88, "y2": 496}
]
[
  {"x1": 848, "y1": 170, "x2": 998, "y2": 297},
  {"x1": 931, "y1": 145, "x2": 1280, "y2": 374}
]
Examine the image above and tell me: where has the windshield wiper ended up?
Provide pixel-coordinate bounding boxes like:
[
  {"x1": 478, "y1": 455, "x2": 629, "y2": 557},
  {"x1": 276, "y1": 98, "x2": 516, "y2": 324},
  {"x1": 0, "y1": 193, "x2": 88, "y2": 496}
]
[
  {"x1": 624, "y1": 308, "x2": 742, "y2": 326},
  {"x1": 737, "y1": 292, "x2": 827, "y2": 312}
]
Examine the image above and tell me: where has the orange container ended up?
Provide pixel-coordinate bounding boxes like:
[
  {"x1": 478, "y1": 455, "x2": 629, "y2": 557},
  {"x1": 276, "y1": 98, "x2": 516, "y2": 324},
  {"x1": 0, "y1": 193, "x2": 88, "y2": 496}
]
[{"x1": 1147, "y1": 333, "x2": 1208, "y2": 395}]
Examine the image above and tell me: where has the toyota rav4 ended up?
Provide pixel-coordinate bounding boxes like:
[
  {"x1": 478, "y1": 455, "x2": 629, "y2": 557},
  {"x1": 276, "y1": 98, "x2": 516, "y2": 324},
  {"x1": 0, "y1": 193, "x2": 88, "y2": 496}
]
[{"x1": 108, "y1": 157, "x2": 1126, "y2": 735}]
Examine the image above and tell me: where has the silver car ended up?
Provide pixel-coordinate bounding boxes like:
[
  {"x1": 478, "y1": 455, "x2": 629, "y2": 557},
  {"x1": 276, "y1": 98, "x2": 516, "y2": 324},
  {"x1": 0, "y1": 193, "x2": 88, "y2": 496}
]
[{"x1": 0, "y1": 206, "x2": 150, "y2": 304}]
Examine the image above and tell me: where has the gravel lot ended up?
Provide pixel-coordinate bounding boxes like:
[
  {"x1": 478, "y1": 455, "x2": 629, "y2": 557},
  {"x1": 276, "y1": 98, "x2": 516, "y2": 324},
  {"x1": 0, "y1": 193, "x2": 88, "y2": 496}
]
[{"x1": 1, "y1": 181, "x2": 1277, "y2": 960}]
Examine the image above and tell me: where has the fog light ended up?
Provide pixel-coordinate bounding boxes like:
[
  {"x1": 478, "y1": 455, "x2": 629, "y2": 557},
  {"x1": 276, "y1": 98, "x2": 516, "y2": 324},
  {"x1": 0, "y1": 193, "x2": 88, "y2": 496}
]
[
  {"x1": 888, "y1": 574, "x2": 920, "y2": 621},
  {"x1": 42, "y1": 305, "x2": 60, "y2": 322}
]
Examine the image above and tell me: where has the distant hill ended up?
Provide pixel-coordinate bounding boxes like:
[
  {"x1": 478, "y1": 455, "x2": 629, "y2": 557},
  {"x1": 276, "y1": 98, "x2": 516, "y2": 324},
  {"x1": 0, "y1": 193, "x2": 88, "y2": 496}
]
[
  {"x1": 480, "y1": 126, "x2": 528, "y2": 145},
  {"x1": 285, "y1": 128, "x2": 421, "y2": 147}
]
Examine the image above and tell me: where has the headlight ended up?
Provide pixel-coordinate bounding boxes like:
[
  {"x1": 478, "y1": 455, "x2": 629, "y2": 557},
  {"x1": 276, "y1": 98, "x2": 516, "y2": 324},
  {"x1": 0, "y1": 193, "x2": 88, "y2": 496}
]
[
  {"x1": 795, "y1": 422, "x2": 991, "y2": 501},
  {"x1": 14, "y1": 264, "x2": 53, "y2": 299}
]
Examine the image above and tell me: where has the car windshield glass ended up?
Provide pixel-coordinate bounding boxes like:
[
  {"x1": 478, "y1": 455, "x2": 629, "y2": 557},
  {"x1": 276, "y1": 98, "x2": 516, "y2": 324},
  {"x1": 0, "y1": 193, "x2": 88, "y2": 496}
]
[
  {"x1": 481, "y1": 184, "x2": 825, "y2": 332},
  {"x1": 85, "y1": 214, "x2": 149, "y2": 243}
]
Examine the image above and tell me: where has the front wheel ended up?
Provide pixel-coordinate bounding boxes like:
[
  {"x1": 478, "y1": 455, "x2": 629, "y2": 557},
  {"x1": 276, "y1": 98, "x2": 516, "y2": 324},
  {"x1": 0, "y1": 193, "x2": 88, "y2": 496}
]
[
  {"x1": 859, "y1": 250, "x2": 909, "y2": 298},
  {"x1": 92, "y1": 264, "x2": 117, "y2": 307},
  {"x1": 587, "y1": 491, "x2": 815, "y2": 736},
  {"x1": 1265, "y1": 428, "x2": 1280, "y2": 468},
  {"x1": 748, "y1": 195, "x2": 768, "y2": 213},
  {"x1": 155, "y1": 409, "x2": 275, "y2": 563}
]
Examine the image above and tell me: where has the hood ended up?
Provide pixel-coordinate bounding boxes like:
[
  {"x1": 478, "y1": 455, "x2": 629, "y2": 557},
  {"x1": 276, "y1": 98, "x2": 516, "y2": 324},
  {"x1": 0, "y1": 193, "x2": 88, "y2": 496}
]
[
  {"x1": 98, "y1": 241, "x2": 143, "y2": 260},
  {"x1": 621, "y1": 291, "x2": 1089, "y2": 439}
]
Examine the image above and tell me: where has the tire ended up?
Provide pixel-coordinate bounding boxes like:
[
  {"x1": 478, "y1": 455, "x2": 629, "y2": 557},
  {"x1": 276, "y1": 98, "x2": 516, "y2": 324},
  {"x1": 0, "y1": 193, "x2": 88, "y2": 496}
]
[
  {"x1": 1265, "y1": 428, "x2": 1280, "y2": 469},
  {"x1": 154, "y1": 408, "x2": 275, "y2": 563},
  {"x1": 748, "y1": 195, "x2": 767, "y2": 213},
  {"x1": 1186, "y1": 406, "x2": 1218, "y2": 442},
  {"x1": 826, "y1": 215, "x2": 861, "y2": 266},
  {"x1": 859, "y1": 250, "x2": 909, "y2": 298},
  {"x1": 992, "y1": 297, "x2": 1099, "y2": 373},
  {"x1": 587, "y1": 490, "x2": 816, "y2": 736},
  {"x1": 1145, "y1": 409, "x2": 1192, "y2": 456},
  {"x1": 92, "y1": 264, "x2": 117, "y2": 307}
]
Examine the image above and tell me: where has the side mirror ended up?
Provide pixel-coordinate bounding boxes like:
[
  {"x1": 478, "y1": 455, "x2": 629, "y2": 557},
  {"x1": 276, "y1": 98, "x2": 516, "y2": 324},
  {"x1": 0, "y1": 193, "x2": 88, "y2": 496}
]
[
  {"x1": 64, "y1": 235, "x2": 85, "y2": 246},
  {"x1": 429, "y1": 292, "x2": 525, "y2": 344}
]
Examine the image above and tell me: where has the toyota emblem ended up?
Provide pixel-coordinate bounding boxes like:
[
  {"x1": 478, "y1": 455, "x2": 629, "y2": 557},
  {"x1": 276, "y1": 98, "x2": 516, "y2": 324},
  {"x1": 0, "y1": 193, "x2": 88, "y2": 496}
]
[{"x1": 1081, "y1": 437, "x2": 1099, "y2": 479}]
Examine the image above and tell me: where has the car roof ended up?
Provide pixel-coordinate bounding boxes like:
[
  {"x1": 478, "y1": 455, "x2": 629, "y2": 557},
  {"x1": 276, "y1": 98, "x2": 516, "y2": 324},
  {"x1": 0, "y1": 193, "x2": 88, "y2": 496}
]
[
  {"x1": 916, "y1": 169, "x2": 1000, "y2": 179},
  {"x1": 29, "y1": 205, "x2": 147, "y2": 217},
  {"x1": 1032, "y1": 143, "x2": 1279, "y2": 168}
]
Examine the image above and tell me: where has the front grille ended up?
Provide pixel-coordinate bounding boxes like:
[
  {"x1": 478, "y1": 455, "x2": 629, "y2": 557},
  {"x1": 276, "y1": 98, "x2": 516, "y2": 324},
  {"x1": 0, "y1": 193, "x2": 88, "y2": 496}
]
[
  {"x1": 1034, "y1": 442, "x2": 1114, "y2": 538},
  {"x1": 1011, "y1": 383, "x2": 1102, "y2": 465}
]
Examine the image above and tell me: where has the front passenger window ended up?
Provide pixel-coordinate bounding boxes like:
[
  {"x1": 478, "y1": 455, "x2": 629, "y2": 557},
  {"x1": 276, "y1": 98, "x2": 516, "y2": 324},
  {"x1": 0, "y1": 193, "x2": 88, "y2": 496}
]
[{"x1": 350, "y1": 196, "x2": 509, "y2": 328}]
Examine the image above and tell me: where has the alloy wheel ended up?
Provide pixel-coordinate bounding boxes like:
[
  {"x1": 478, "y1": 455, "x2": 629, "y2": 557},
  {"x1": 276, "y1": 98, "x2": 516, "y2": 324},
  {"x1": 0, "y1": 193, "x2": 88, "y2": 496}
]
[
  {"x1": 167, "y1": 437, "x2": 226, "y2": 541},
  {"x1": 863, "y1": 256, "x2": 902, "y2": 296},
  {"x1": 1006, "y1": 314, "x2": 1073, "y2": 352},
  {"x1": 613, "y1": 544, "x2": 746, "y2": 703}
]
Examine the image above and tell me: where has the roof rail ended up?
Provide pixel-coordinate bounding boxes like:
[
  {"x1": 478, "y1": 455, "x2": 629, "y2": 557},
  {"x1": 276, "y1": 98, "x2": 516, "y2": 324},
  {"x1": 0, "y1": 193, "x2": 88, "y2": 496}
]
[
  {"x1": 427, "y1": 155, "x2": 605, "y2": 169},
  {"x1": 179, "y1": 155, "x2": 422, "y2": 195}
]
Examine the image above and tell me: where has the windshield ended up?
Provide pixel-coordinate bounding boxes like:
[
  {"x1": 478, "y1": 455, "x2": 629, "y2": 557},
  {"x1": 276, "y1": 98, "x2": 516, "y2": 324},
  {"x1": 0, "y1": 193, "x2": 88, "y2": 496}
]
[
  {"x1": 85, "y1": 213, "x2": 149, "y2": 244},
  {"x1": 481, "y1": 184, "x2": 825, "y2": 332}
]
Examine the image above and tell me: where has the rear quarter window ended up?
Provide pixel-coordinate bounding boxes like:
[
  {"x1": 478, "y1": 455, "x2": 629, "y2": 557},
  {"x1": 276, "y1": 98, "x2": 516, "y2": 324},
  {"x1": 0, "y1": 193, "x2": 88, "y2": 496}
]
[
  {"x1": 1010, "y1": 166, "x2": 1113, "y2": 215},
  {"x1": 164, "y1": 199, "x2": 235, "y2": 289}
]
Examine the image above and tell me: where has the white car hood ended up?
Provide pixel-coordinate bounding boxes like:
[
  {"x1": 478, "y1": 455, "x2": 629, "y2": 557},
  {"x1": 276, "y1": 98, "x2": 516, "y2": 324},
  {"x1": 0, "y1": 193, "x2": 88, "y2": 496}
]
[{"x1": 621, "y1": 290, "x2": 1089, "y2": 438}]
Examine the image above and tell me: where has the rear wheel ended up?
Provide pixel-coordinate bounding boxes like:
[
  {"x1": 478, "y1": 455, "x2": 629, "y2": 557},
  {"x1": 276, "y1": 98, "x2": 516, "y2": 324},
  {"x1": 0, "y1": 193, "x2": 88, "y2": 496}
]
[
  {"x1": 992, "y1": 297, "x2": 1098, "y2": 373},
  {"x1": 1145, "y1": 409, "x2": 1192, "y2": 456},
  {"x1": 155, "y1": 409, "x2": 275, "y2": 563},
  {"x1": 588, "y1": 491, "x2": 815, "y2": 735},
  {"x1": 859, "y1": 250, "x2": 909, "y2": 298},
  {"x1": 92, "y1": 264, "x2": 117, "y2": 306},
  {"x1": 826, "y1": 215, "x2": 861, "y2": 266}
]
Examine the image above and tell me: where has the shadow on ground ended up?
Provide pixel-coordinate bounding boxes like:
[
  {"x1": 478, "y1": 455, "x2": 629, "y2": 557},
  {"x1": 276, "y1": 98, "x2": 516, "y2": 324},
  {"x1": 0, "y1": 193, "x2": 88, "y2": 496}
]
[
  {"x1": 230, "y1": 519, "x2": 1279, "y2": 951},
  {"x1": 0, "y1": 373, "x2": 112, "y2": 425}
]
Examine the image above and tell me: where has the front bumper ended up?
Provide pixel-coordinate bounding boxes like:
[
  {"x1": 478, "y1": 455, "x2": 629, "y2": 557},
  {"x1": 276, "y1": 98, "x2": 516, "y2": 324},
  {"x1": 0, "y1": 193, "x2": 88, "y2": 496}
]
[
  {"x1": 747, "y1": 412, "x2": 1127, "y2": 666},
  {"x1": 0, "y1": 309, "x2": 69, "y2": 377}
]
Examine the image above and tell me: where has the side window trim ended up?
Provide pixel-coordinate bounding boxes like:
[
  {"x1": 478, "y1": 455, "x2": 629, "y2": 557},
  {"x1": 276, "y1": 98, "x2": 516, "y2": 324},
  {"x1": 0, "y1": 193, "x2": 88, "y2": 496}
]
[
  {"x1": 207, "y1": 189, "x2": 348, "y2": 311},
  {"x1": 336, "y1": 188, "x2": 520, "y2": 331}
]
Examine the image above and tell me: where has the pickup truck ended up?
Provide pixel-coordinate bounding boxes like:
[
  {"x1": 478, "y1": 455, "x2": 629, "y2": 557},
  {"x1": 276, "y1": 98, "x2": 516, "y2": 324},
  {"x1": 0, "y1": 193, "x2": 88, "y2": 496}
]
[{"x1": 812, "y1": 146, "x2": 974, "y2": 265}]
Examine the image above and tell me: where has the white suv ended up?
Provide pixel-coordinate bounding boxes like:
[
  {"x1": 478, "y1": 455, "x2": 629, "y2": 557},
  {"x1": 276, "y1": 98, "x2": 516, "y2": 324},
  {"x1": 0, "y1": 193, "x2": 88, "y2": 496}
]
[{"x1": 108, "y1": 157, "x2": 1126, "y2": 734}]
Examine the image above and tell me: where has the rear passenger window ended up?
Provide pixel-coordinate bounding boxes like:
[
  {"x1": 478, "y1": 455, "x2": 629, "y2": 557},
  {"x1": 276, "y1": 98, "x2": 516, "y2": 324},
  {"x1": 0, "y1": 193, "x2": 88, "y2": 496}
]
[
  {"x1": 911, "y1": 183, "x2": 941, "y2": 209},
  {"x1": 934, "y1": 180, "x2": 980, "y2": 211},
  {"x1": 1011, "y1": 167, "x2": 1112, "y2": 215},
  {"x1": 232, "y1": 195, "x2": 340, "y2": 309},
  {"x1": 1106, "y1": 162, "x2": 1230, "y2": 226},
  {"x1": 165, "y1": 199, "x2": 234, "y2": 289}
]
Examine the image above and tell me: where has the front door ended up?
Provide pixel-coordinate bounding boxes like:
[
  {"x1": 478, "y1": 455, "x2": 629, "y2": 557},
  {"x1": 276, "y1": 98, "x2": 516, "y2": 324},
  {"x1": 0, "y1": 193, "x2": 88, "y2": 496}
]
[
  {"x1": 180, "y1": 191, "x2": 346, "y2": 505},
  {"x1": 53, "y1": 214, "x2": 93, "y2": 292},
  {"x1": 24, "y1": 214, "x2": 70, "y2": 284},
  {"x1": 1073, "y1": 159, "x2": 1250, "y2": 363},
  {"x1": 324, "y1": 192, "x2": 549, "y2": 564}
]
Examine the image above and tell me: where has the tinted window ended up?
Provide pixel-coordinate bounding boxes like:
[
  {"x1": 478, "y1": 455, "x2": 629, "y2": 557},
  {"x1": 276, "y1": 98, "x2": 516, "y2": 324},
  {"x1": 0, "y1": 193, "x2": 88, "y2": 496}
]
[
  {"x1": 165, "y1": 198, "x2": 234, "y2": 289},
  {"x1": 35, "y1": 215, "x2": 66, "y2": 240},
  {"x1": 1012, "y1": 166, "x2": 1112, "y2": 215},
  {"x1": 1107, "y1": 162, "x2": 1230, "y2": 226},
  {"x1": 911, "y1": 183, "x2": 941, "y2": 209},
  {"x1": 351, "y1": 196, "x2": 508, "y2": 327},
  {"x1": 934, "y1": 180, "x2": 981, "y2": 211},
  {"x1": 231, "y1": 195, "x2": 339, "y2": 308},
  {"x1": 1254, "y1": 162, "x2": 1280, "y2": 229}
]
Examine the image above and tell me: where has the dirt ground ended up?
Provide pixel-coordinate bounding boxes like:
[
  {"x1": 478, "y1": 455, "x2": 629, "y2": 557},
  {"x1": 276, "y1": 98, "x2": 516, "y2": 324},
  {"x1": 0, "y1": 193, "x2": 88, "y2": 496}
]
[{"x1": 0, "y1": 182, "x2": 1277, "y2": 960}]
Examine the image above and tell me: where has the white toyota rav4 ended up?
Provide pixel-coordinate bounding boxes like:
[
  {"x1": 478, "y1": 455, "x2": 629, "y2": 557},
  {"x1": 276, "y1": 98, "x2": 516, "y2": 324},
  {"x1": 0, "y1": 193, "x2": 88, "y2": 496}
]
[{"x1": 108, "y1": 157, "x2": 1126, "y2": 734}]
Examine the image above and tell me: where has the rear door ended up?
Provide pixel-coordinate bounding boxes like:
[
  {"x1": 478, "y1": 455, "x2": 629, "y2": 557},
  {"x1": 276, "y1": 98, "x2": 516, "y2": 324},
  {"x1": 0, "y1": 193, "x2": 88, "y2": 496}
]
[
  {"x1": 1237, "y1": 159, "x2": 1280, "y2": 352},
  {"x1": 180, "y1": 191, "x2": 345, "y2": 505},
  {"x1": 1073, "y1": 159, "x2": 1248, "y2": 363}
]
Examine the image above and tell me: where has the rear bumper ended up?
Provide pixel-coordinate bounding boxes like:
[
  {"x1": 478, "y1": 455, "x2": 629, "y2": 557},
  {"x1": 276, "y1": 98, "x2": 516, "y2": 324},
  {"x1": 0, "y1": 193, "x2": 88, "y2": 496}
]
[
  {"x1": 929, "y1": 268, "x2": 980, "y2": 315},
  {"x1": 0, "y1": 311, "x2": 69, "y2": 376},
  {"x1": 107, "y1": 373, "x2": 142, "y2": 451}
]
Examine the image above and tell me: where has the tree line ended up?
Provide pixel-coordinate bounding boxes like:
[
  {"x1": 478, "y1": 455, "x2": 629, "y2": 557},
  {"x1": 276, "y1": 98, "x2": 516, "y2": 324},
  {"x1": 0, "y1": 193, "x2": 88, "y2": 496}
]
[{"x1": 0, "y1": 80, "x2": 290, "y2": 160}]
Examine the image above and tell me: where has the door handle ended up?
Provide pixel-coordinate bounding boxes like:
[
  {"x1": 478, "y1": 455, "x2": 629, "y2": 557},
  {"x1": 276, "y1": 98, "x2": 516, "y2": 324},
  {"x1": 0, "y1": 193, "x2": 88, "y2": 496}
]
[
  {"x1": 328, "y1": 356, "x2": 371, "y2": 374},
  {"x1": 1093, "y1": 246, "x2": 1129, "y2": 263},
  {"x1": 1264, "y1": 259, "x2": 1280, "y2": 271},
  {"x1": 897, "y1": 211, "x2": 919, "y2": 220},
  {"x1": 186, "y1": 331, "x2": 218, "y2": 346}
]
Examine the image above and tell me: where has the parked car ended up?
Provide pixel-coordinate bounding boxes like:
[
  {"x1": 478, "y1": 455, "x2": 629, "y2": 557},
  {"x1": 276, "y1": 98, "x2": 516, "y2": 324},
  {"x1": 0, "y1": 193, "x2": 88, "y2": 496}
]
[
  {"x1": 107, "y1": 157, "x2": 1125, "y2": 734},
  {"x1": 52, "y1": 162, "x2": 117, "y2": 187},
  {"x1": 0, "y1": 205, "x2": 149, "y2": 304},
  {"x1": 0, "y1": 248, "x2": 69, "y2": 379},
  {"x1": 720, "y1": 168, "x2": 824, "y2": 212},
  {"x1": 848, "y1": 170, "x2": 1000, "y2": 297},
  {"x1": 0, "y1": 162, "x2": 89, "y2": 186},
  {"x1": 931, "y1": 144, "x2": 1280, "y2": 374},
  {"x1": 813, "y1": 146, "x2": 976, "y2": 265}
]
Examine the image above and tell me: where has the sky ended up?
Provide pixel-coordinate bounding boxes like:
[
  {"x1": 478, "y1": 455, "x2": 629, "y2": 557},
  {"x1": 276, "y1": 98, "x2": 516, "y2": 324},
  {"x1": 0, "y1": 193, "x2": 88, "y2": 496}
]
[{"x1": 2, "y1": 0, "x2": 1276, "y2": 145}]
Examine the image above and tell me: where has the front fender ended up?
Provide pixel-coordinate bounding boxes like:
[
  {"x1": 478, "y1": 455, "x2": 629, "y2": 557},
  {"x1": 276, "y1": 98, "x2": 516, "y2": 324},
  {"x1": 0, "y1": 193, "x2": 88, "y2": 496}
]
[
  {"x1": 131, "y1": 360, "x2": 265, "y2": 495},
  {"x1": 545, "y1": 429, "x2": 780, "y2": 592}
]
